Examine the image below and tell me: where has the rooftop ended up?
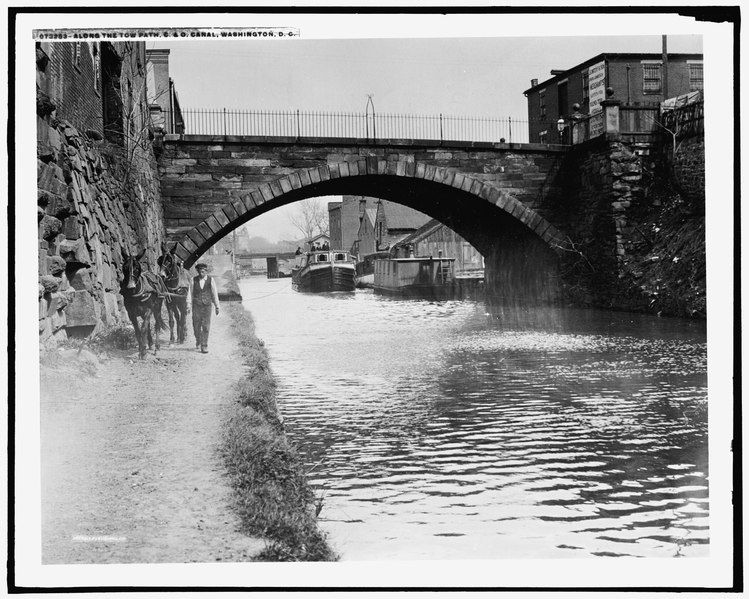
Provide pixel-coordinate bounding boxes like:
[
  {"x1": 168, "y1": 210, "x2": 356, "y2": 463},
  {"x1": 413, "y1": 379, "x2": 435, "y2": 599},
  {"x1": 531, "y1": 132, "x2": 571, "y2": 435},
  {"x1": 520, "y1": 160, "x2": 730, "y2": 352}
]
[{"x1": 524, "y1": 52, "x2": 703, "y2": 95}]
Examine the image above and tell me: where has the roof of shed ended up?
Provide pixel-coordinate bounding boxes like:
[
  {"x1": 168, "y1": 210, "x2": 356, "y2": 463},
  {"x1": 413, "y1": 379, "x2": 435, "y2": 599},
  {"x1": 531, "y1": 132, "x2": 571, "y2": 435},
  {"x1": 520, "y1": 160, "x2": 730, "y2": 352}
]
[{"x1": 379, "y1": 201, "x2": 431, "y2": 230}]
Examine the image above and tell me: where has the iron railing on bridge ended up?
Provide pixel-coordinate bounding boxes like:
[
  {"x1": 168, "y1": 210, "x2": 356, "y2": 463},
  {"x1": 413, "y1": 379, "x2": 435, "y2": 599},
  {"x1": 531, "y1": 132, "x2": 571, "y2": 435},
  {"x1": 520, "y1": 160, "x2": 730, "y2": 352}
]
[{"x1": 168, "y1": 108, "x2": 558, "y2": 145}]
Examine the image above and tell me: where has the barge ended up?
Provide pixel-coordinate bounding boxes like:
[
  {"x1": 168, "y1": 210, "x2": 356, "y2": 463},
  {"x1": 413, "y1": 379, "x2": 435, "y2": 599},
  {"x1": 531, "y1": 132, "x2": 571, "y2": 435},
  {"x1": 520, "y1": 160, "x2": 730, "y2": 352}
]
[
  {"x1": 291, "y1": 250, "x2": 357, "y2": 293},
  {"x1": 373, "y1": 255, "x2": 457, "y2": 299}
]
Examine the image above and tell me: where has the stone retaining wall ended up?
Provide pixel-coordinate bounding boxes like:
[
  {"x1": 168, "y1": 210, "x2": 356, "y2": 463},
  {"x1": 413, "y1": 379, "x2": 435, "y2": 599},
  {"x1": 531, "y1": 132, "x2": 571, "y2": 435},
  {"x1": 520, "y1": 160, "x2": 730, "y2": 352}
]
[
  {"x1": 37, "y1": 118, "x2": 165, "y2": 347},
  {"x1": 670, "y1": 135, "x2": 705, "y2": 205},
  {"x1": 563, "y1": 133, "x2": 705, "y2": 316}
]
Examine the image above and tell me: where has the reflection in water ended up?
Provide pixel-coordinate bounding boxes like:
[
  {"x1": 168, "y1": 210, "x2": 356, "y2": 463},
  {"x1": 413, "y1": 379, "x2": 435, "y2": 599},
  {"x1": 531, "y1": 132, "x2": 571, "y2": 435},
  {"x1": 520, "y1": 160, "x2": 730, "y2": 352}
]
[{"x1": 240, "y1": 277, "x2": 708, "y2": 560}]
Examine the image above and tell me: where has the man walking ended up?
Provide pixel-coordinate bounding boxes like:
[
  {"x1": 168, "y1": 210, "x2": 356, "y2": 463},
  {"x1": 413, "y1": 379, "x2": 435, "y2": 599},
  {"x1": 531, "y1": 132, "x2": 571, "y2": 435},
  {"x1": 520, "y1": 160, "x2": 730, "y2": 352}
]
[{"x1": 187, "y1": 262, "x2": 220, "y2": 353}]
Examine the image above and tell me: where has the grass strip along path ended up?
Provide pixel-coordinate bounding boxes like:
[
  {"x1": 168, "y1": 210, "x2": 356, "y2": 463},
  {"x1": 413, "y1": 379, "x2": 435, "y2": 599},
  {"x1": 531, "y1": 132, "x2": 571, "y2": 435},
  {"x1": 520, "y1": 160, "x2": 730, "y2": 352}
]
[{"x1": 221, "y1": 304, "x2": 337, "y2": 562}]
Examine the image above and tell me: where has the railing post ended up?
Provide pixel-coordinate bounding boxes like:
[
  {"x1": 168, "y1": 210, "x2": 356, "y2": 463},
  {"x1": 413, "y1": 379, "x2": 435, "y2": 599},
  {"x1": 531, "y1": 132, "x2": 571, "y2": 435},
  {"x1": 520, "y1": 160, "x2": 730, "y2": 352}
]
[
  {"x1": 296, "y1": 109, "x2": 301, "y2": 140},
  {"x1": 222, "y1": 108, "x2": 227, "y2": 137},
  {"x1": 508, "y1": 116, "x2": 512, "y2": 144},
  {"x1": 439, "y1": 113, "x2": 443, "y2": 144},
  {"x1": 601, "y1": 98, "x2": 621, "y2": 140}
]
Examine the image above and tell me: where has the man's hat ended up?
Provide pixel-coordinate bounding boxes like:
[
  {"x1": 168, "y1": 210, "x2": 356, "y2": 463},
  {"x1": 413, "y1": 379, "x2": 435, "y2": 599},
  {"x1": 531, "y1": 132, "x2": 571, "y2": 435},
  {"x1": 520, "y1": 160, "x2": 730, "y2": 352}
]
[{"x1": 196, "y1": 262, "x2": 208, "y2": 270}]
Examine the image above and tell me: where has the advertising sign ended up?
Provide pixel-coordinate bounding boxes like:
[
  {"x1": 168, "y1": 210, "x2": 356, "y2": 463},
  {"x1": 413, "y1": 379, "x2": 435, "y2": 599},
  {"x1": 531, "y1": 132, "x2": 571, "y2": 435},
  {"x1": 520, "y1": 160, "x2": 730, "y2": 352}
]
[
  {"x1": 589, "y1": 112, "x2": 604, "y2": 139},
  {"x1": 588, "y1": 60, "x2": 606, "y2": 114}
]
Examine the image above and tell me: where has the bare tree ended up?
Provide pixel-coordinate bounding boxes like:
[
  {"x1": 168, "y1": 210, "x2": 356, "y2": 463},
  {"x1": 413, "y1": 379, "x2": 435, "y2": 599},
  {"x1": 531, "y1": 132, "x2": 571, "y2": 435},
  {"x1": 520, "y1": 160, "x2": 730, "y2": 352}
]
[{"x1": 288, "y1": 198, "x2": 329, "y2": 241}]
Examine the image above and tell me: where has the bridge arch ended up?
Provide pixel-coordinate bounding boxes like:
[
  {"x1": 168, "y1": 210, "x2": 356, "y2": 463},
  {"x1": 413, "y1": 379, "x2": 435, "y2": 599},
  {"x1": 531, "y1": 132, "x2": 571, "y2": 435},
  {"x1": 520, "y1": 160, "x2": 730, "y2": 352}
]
[{"x1": 169, "y1": 160, "x2": 564, "y2": 269}]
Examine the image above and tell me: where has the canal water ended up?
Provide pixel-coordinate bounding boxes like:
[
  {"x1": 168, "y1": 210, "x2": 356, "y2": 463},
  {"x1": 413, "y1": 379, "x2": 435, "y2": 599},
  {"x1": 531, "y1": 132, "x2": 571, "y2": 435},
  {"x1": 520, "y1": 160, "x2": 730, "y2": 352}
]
[{"x1": 239, "y1": 276, "x2": 709, "y2": 561}]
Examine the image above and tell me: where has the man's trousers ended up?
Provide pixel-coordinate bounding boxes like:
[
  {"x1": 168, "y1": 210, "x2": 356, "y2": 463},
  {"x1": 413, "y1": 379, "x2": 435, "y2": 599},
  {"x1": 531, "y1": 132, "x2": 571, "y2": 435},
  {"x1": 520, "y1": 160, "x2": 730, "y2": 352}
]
[{"x1": 192, "y1": 303, "x2": 212, "y2": 349}]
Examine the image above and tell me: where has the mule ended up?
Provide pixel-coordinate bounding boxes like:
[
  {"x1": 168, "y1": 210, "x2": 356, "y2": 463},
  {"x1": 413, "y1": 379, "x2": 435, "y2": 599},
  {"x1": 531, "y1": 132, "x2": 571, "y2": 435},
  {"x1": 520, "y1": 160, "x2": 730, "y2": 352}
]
[
  {"x1": 158, "y1": 243, "x2": 190, "y2": 345},
  {"x1": 120, "y1": 248, "x2": 168, "y2": 359}
]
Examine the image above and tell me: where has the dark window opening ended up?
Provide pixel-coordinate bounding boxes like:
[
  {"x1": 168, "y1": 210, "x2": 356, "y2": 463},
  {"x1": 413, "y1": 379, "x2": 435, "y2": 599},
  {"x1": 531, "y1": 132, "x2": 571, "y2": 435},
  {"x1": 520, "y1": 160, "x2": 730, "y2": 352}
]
[
  {"x1": 582, "y1": 70, "x2": 589, "y2": 103},
  {"x1": 557, "y1": 81, "x2": 569, "y2": 118},
  {"x1": 92, "y1": 44, "x2": 100, "y2": 95},
  {"x1": 101, "y1": 43, "x2": 124, "y2": 145},
  {"x1": 689, "y1": 63, "x2": 703, "y2": 91},
  {"x1": 643, "y1": 63, "x2": 662, "y2": 94}
]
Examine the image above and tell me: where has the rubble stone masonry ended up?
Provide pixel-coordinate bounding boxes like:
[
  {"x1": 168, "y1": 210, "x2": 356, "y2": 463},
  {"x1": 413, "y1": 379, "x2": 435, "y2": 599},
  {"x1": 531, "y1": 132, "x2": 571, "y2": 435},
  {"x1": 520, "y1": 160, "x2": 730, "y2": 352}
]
[{"x1": 37, "y1": 117, "x2": 165, "y2": 347}]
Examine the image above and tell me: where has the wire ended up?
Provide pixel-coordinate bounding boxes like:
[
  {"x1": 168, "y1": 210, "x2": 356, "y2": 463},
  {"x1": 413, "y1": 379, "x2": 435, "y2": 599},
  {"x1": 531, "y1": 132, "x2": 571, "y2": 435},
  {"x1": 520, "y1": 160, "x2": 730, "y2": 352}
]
[{"x1": 241, "y1": 279, "x2": 293, "y2": 300}]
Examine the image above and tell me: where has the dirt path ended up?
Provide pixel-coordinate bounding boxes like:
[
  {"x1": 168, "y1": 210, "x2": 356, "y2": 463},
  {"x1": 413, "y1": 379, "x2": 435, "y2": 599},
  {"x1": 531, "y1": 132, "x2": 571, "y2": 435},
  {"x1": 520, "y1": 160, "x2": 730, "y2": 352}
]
[{"x1": 40, "y1": 307, "x2": 266, "y2": 564}]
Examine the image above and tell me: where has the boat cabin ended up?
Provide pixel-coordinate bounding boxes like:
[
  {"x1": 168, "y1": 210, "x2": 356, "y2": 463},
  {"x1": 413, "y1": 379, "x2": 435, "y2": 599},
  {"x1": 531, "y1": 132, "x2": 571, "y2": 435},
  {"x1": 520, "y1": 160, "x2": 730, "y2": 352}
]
[
  {"x1": 374, "y1": 256, "x2": 456, "y2": 294},
  {"x1": 295, "y1": 250, "x2": 354, "y2": 269}
]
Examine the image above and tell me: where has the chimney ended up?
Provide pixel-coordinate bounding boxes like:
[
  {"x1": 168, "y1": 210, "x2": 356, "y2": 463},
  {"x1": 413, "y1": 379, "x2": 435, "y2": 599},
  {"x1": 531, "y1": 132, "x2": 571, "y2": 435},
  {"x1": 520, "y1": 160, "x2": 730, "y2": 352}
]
[
  {"x1": 550, "y1": 69, "x2": 566, "y2": 76},
  {"x1": 531, "y1": 78, "x2": 538, "y2": 87}
]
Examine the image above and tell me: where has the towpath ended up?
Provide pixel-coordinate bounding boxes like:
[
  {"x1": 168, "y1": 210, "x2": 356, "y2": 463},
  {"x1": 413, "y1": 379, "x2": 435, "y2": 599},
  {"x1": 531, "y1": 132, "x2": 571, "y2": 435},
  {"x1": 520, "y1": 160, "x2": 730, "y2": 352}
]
[{"x1": 40, "y1": 304, "x2": 266, "y2": 564}]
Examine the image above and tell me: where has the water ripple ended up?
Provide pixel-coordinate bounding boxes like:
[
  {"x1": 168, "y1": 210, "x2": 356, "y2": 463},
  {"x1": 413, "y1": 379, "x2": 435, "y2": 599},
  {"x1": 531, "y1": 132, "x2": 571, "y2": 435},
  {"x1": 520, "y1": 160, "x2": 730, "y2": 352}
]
[{"x1": 240, "y1": 278, "x2": 708, "y2": 560}]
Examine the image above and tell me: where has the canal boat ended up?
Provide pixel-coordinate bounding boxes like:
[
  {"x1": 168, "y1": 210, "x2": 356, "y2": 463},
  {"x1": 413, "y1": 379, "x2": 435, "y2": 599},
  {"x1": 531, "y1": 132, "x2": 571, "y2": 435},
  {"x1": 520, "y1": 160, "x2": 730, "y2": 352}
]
[
  {"x1": 373, "y1": 255, "x2": 457, "y2": 299},
  {"x1": 291, "y1": 249, "x2": 357, "y2": 293}
]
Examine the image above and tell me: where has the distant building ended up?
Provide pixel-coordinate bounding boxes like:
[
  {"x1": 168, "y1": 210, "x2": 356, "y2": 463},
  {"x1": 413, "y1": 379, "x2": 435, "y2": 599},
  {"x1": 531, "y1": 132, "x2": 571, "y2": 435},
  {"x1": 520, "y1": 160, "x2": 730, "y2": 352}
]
[
  {"x1": 393, "y1": 219, "x2": 484, "y2": 275},
  {"x1": 372, "y1": 200, "x2": 431, "y2": 252},
  {"x1": 353, "y1": 207, "x2": 378, "y2": 258},
  {"x1": 307, "y1": 233, "x2": 330, "y2": 251},
  {"x1": 328, "y1": 196, "x2": 379, "y2": 253},
  {"x1": 524, "y1": 52, "x2": 703, "y2": 143}
]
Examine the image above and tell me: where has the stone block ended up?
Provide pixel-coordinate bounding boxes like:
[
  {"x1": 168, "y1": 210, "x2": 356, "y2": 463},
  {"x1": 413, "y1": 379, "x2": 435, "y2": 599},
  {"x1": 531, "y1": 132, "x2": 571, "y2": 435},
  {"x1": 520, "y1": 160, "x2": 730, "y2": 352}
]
[
  {"x1": 63, "y1": 215, "x2": 82, "y2": 239},
  {"x1": 47, "y1": 126, "x2": 61, "y2": 151},
  {"x1": 259, "y1": 184, "x2": 274, "y2": 202},
  {"x1": 40, "y1": 274, "x2": 61, "y2": 293},
  {"x1": 37, "y1": 161, "x2": 64, "y2": 189},
  {"x1": 68, "y1": 267, "x2": 94, "y2": 291},
  {"x1": 39, "y1": 317, "x2": 52, "y2": 341},
  {"x1": 39, "y1": 215, "x2": 62, "y2": 240},
  {"x1": 47, "y1": 255, "x2": 66, "y2": 276},
  {"x1": 103, "y1": 292, "x2": 120, "y2": 325},
  {"x1": 38, "y1": 143, "x2": 56, "y2": 162},
  {"x1": 50, "y1": 307, "x2": 67, "y2": 332},
  {"x1": 64, "y1": 289, "x2": 98, "y2": 327},
  {"x1": 59, "y1": 238, "x2": 91, "y2": 266},
  {"x1": 37, "y1": 188, "x2": 55, "y2": 208}
]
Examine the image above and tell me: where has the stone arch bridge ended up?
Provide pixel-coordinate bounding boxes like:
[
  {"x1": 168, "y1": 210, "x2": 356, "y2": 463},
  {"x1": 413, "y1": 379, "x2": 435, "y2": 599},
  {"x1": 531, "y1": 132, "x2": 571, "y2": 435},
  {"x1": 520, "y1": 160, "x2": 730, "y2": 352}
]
[{"x1": 159, "y1": 135, "x2": 575, "y2": 300}]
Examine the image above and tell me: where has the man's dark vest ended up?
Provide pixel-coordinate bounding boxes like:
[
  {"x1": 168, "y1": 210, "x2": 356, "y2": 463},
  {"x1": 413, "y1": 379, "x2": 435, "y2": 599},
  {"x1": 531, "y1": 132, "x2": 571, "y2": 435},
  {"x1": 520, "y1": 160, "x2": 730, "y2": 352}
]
[{"x1": 192, "y1": 275, "x2": 213, "y2": 306}]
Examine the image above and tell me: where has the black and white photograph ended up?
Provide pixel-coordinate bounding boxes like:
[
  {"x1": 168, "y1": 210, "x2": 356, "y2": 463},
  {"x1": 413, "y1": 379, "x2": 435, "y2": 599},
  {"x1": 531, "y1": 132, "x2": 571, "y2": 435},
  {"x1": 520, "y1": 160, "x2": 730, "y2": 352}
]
[{"x1": 10, "y1": 5, "x2": 738, "y2": 593}]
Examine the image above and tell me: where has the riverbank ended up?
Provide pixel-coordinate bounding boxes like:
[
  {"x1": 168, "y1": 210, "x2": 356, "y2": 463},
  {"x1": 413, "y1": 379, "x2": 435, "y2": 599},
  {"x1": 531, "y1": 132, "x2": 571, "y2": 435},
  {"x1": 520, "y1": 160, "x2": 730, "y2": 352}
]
[
  {"x1": 40, "y1": 298, "x2": 334, "y2": 562},
  {"x1": 222, "y1": 305, "x2": 337, "y2": 561}
]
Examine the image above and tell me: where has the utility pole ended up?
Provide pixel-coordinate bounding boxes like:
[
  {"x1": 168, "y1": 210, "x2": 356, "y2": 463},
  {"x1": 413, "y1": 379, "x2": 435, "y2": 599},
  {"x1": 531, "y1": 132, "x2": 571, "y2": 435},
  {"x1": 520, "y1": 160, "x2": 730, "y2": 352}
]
[{"x1": 662, "y1": 35, "x2": 669, "y2": 100}]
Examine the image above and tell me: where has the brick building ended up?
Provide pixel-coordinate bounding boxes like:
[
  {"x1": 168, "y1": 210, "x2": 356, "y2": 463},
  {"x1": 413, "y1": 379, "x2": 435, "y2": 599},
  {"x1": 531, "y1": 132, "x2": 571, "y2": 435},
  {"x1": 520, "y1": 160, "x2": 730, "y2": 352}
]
[
  {"x1": 145, "y1": 49, "x2": 185, "y2": 134},
  {"x1": 37, "y1": 40, "x2": 157, "y2": 148},
  {"x1": 328, "y1": 195, "x2": 378, "y2": 253},
  {"x1": 524, "y1": 52, "x2": 703, "y2": 144}
]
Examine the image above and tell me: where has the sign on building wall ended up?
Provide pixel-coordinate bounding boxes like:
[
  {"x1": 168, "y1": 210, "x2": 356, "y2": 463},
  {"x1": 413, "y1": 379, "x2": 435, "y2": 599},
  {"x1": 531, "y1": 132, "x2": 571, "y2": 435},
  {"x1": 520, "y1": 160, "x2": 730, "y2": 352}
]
[
  {"x1": 588, "y1": 60, "x2": 606, "y2": 114},
  {"x1": 587, "y1": 60, "x2": 606, "y2": 138}
]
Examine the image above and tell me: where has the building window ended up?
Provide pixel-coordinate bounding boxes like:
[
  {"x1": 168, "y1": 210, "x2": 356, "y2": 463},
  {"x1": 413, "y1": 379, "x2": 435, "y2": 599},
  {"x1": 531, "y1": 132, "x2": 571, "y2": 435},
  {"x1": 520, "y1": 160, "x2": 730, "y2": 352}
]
[
  {"x1": 557, "y1": 79, "x2": 569, "y2": 118},
  {"x1": 642, "y1": 62, "x2": 662, "y2": 94},
  {"x1": 582, "y1": 70, "x2": 589, "y2": 103},
  {"x1": 539, "y1": 91, "x2": 546, "y2": 119},
  {"x1": 689, "y1": 62, "x2": 703, "y2": 91}
]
